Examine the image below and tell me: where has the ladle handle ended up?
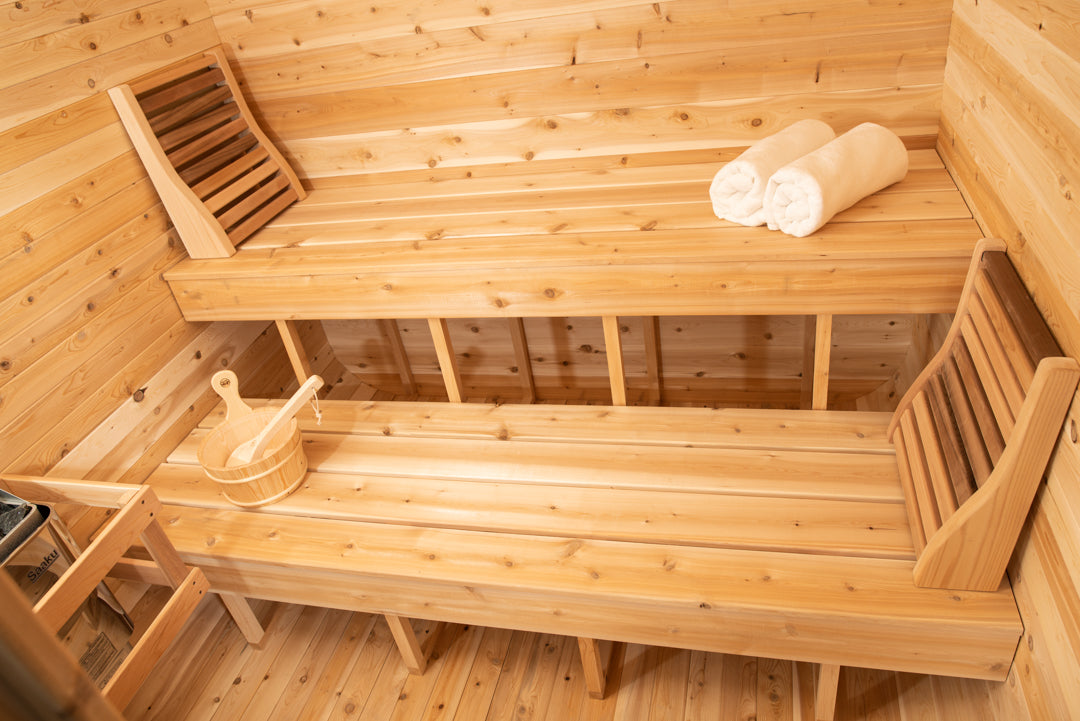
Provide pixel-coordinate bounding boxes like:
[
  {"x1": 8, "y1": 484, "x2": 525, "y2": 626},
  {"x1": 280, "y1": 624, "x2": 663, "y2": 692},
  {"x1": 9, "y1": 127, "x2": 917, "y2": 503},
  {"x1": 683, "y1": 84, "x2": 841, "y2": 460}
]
[
  {"x1": 211, "y1": 370, "x2": 253, "y2": 421},
  {"x1": 247, "y1": 375, "x2": 323, "y2": 461}
]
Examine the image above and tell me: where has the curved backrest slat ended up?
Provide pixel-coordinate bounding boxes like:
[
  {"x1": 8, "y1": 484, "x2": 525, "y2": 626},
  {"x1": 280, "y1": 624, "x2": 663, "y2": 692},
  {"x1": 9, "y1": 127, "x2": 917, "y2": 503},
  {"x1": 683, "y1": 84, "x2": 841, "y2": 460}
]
[
  {"x1": 889, "y1": 241, "x2": 1078, "y2": 590},
  {"x1": 110, "y1": 46, "x2": 306, "y2": 258}
]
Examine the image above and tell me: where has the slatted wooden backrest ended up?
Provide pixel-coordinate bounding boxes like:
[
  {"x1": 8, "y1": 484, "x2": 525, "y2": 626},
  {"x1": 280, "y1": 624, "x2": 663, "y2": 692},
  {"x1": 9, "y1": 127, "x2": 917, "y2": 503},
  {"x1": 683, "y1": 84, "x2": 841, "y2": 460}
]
[
  {"x1": 888, "y1": 238, "x2": 1078, "y2": 591},
  {"x1": 109, "y1": 46, "x2": 305, "y2": 259}
]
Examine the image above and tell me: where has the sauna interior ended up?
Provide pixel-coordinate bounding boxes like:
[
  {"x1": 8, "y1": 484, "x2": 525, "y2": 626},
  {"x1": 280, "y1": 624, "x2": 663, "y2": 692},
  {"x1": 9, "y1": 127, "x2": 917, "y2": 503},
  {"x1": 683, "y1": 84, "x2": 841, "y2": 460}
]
[{"x1": 2, "y1": 0, "x2": 1079, "y2": 719}]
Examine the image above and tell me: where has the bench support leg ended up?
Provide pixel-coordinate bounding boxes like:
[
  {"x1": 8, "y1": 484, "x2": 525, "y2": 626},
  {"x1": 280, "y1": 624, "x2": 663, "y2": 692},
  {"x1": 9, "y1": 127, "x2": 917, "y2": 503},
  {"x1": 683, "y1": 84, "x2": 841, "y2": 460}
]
[
  {"x1": 815, "y1": 663, "x2": 841, "y2": 721},
  {"x1": 643, "y1": 316, "x2": 663, "y2": 406},
  {"x1": 577, "y1": 637, "x2": 613, "y2": 699},
  {"x1": 385, "y1": 613, "x2": 430, "y2": 675},
  {"x1": 276, "y1": 319, "x2": 314, "y2": 386},
  {"x1": 508, "y1": 317, "x2": 536, "y2": 403},
  {"x1": 801, "y1": 314, "x2": 834, "y2": 410},
  {"x1": 812, "y1": 314, "x2": 833, "y2": 411},
  {"x1": 602, "y1": 316, "x2": 627, "y2": 406},
  {"x1": 428, "y1": 318, "x2": 464, "y2": 402},
  {"x1": 380, "y1": 319, "x2": 417, "y2": 396},
  {"x1": 218, "y1": 592, "x2": 265, "y2": 647}
]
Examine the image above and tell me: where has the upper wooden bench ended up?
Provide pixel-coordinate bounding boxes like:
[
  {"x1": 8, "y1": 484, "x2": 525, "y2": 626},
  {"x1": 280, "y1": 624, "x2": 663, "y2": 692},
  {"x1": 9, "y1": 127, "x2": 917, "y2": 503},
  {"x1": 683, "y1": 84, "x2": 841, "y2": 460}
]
[
  {"x1": 142, "y1": 240, "x2": 1078, "y2": 718},
  {"x1": 110, "y1": 47, "x2": 983, "y2": 325}
]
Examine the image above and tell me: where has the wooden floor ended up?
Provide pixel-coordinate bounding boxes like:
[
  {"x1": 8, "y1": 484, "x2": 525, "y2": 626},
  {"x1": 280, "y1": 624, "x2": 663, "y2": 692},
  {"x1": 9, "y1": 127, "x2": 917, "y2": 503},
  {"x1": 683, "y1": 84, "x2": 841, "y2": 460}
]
[{"x1": 122, "y1": 594, "x2": 1027, "y2": 721}]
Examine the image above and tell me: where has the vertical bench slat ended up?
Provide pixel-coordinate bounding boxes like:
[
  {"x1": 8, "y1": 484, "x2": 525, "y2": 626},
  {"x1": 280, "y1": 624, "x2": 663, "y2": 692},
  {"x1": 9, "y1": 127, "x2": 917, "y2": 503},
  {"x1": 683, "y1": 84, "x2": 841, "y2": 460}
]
[
  {"x1": 974, "y1": 273, "x2": 1036, "y2": 391},
  {"x1": 940, "y1": 356, "x2": 994, "y2": 486},
  {"x1": 983, "y1": 252, "x2": 1062, "y2": 366},
  {"x1": 925, "y1": 373, "x2": 976, "y2": 506},
  {"x1": 953, "y1": 338, "x2": 1006, "y2": 464},
  {"x1": 960, "y1": 316, "x2": 1015, "y2": 439},
  {"x1": 899, "y1": 409, "x2": 942, "y2": 538},
  {"x1": 914, "y1": 356, "x2": 1080, "y2": 590},
  {"x1": 913, "y1": 390, "x2": 958, "y2": 521},
  {"x1": 969, "y1": 290, "x2": 1024, "y2": 415},
  {"x1": 890, "y1": 243, "x2": 1079, "y2": 591},
  {"x1": 893, "y1": 420, "x2": 928, "y2": 553}
]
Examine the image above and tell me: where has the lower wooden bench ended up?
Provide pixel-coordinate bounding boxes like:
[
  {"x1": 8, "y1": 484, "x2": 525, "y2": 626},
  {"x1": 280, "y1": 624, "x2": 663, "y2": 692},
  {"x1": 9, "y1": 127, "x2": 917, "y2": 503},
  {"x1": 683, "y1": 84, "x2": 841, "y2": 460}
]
[{"x1": 144, "y1": 241, "x2": 1077, "y2": 719}]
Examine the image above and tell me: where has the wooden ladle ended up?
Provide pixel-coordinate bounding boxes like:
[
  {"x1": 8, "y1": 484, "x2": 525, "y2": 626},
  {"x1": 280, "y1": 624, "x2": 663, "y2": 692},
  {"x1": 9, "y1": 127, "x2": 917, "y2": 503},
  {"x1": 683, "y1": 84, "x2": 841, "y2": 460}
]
[{"x1": 226, "y1": 374, "x2": 323, "y2": 467}]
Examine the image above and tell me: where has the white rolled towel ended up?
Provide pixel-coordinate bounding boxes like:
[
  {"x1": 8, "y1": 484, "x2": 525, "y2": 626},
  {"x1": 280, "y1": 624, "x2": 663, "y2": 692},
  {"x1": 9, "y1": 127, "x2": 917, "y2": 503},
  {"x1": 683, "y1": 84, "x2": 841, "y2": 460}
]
[
  {"x1": 763, "y1": 123, "x2": 909, "y2": 237},
  {"x1": 708, "y1": 119, "x2": 835, "y2": 226}
]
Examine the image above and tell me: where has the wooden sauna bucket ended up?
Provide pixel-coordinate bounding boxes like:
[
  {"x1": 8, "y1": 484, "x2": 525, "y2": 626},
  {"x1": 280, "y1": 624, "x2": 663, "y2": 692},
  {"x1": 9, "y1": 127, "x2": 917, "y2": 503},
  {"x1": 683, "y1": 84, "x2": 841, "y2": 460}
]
[{"x1": 197, "y1": 408, "x2": 307, "y2": 508}]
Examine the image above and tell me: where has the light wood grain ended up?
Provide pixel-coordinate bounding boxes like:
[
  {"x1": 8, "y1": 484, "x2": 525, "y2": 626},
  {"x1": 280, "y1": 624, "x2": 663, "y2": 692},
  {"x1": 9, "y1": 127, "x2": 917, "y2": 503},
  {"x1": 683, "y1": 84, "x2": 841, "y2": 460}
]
[
  {"x1": 429, "y1": 318, "x2": 464, "y2": 402},
  {"x1": 143, "y1": 395, "x2": 1019, "y2": 682},
  {"x1": 166, "y1": 252, "x2": 978, "y2": 321},
  {"x1": 508, "y1": 317, "x2": 537, "y2": 403},
  {"x1": 122, "y1": 605, "x2": 1035, "y2": 721},
  {"x1": 381, "y1": 318, "x2": 419, "y2": 395},
  {"x1": 814, "y1": 664, "x2": 841, "y2": 721},
  {"x1": 275, "y1": 319, "x2": 315, "y2": 384},
  {"x1": 914, "y1": 358, "x2": 1079, "y2": 590},
  {"x1": 104, "y1": 568, "x2": 209, "y2": 710},
  {"x1": 34, "y1": 486, "x2": 159, "y2": 633},
  {"x1": 218, "y1": 593, "x2": 266, "y2": 646},
  {"x1": 602, "y1": 316, "x2": 627, "y2": 406},
  {"x1": 194, "y1": 398, "x2": 896, "y2": 456},
  {"x1": 385, "y1": 614, "x2": 429, "y2": 675},
  {"x1": 812, "y1": 315, "x2": 833, "y2": 411}
]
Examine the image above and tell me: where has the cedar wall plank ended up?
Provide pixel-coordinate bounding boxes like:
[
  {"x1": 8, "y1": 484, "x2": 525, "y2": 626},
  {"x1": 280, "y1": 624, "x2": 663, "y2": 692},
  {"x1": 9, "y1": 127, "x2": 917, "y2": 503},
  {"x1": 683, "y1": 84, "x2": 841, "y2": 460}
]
[
  {"x1": 227, "y1": 0, "x2": 946, "y2": 99},
  {"x1": 0, "y1": 2, "x2": 273, "y2": 482},
  {"x1": 210, "y1": 0, "x2": 949, "y2": 179},
  {"x1": 938, "y1": 0, "x2": 1080, "y2": 717},
  {"x1": 254, "y1": 37, "x2": 943, "y2": 141},
  {"x1": 283, "y1": 88, "x2": 942, "y2": 178},
  {"x1": 0, "y1": 0, "x2": 212, "y2": 90}
]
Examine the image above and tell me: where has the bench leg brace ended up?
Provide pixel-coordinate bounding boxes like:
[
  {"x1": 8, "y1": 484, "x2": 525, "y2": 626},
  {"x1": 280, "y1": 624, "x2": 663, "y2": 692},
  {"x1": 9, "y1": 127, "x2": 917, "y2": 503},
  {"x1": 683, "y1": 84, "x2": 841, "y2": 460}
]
[
  {"x1": 577, "y1": 637, "x2": 614, "y2": 699},
  {"x1": 385, "y1": 614, "x2": 434, "y2": 675},
  {"x1": 815, "y1": 663, "x2": 841, "y2": 721},
  {"x1": 218, "y1": 592, "x2": 266, "y2": 646},
  {"x1": 275, "y1": 319, "x2": 314, "y2": 386}
]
